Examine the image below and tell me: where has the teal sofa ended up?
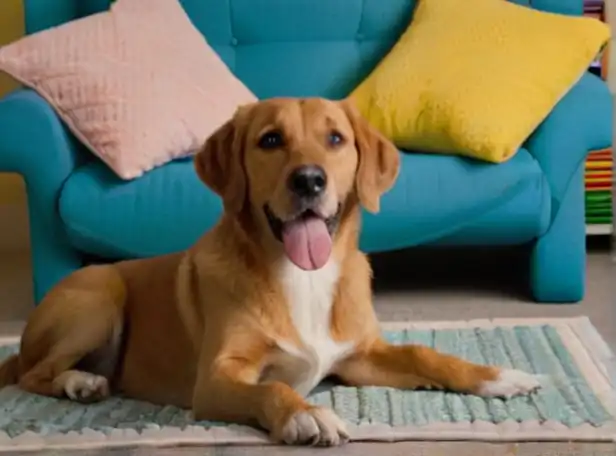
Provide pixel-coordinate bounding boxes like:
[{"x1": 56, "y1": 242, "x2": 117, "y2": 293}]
[{"x1": 0, "y1": 0, "x2": 612, "y2": 305}]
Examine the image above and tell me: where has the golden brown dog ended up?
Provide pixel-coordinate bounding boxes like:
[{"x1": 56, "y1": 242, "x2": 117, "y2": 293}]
[{"x1": 0, "y1": 98, "x2": 540, "y2": 446}]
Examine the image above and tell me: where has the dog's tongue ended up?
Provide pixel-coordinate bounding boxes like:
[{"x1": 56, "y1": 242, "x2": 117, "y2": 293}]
[{"x1": 282, "y1": 216, "x2": 332, "y2": 270}]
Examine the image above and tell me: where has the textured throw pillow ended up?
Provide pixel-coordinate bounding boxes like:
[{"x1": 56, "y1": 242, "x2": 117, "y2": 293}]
[
  {"x1": 350, "y1": 0, "x2": 611, "y2": 163},
  {"x1": 0, "y1": 0, "x2": 256, "y2": 179}
]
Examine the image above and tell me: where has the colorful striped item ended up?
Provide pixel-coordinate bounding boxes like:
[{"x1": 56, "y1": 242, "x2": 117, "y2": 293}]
[{"x1": 584, "y1": 147, "x2": 612, "y2": 227}]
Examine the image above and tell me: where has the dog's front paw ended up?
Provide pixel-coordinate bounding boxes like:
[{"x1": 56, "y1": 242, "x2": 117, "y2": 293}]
[
  {"x1": 478, "y1": 368, "x2": 542, "y2": 398},
  {"x1": 276, "y1": 407, "x2": 349, "y2": 446}
]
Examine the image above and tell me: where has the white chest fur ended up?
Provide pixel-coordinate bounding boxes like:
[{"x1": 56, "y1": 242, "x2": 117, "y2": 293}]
[{"x1": 268, "y1": 259, "x2": 354, "y2": 396}]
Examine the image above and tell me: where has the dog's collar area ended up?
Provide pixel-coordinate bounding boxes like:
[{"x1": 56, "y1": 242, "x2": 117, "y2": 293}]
[{"x1": 263, "y1": 204, "x2": 342, "y2": 242}]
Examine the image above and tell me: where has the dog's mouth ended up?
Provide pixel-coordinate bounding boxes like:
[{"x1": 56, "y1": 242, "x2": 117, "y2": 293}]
[{"x1": 264, "y1": 204, "x2": 341, "y2": 271}]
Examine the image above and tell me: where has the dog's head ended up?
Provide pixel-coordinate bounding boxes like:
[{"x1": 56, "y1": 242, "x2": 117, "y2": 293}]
[{"x1": 195, "y1": 98, "x2": 400, "y2": 271}]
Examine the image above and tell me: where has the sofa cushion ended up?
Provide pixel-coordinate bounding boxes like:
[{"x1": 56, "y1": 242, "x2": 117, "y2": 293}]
[
  {"x1": 22, "y1": 0, "x2": 584, "y2": 37},
  {"x1": 359, "y1": 149, "x2": 550, "y2": 252},
  {"x1": 58, "y1": 149, "x2": 549, "y2": 259}
]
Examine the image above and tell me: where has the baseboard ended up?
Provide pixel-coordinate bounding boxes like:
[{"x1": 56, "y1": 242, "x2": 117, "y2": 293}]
[{"x1": 587, "y1": 224, "x2": 613, "y2": 236}]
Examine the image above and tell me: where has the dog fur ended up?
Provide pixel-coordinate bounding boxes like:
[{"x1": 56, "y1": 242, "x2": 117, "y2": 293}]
[{"x1": 0, "y1": 98, "x2": 540, "y2": 446}]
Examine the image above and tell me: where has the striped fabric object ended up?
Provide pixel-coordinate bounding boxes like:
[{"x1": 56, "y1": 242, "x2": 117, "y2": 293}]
[{"x1": 0, "y1": 323, "x2": 612, "y2": 439}]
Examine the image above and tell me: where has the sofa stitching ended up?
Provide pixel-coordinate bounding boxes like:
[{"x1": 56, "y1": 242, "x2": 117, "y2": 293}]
[
  {"x1": 228, "y1": 0, "x2": 237, "y2": 71},
  {"x1": 357, "y1": 0, "x2": 366, "y2": 36}
]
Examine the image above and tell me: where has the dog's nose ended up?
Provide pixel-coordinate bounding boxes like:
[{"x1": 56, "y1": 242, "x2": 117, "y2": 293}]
[{"x1": 288, "y1": 165, "x2": 327, "y2": 198}]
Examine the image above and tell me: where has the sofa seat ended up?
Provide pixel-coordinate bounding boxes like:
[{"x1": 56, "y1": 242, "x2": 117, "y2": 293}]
[{"x1": 58, "y1": 148, "x2": 550, "y2": 259}]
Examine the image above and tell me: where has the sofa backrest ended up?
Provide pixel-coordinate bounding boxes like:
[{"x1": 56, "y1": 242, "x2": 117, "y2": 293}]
[{"x1": 23, "y1": 0, "x2": 584, "y2": 99}]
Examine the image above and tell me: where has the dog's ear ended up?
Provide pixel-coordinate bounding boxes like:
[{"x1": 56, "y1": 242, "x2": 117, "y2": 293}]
[
  {"x1": 341, "y1": 99, "x2": 400, "y2": 213},
  {"x1": 194, "y1": 108, "x2": 250, "y2": 214}
]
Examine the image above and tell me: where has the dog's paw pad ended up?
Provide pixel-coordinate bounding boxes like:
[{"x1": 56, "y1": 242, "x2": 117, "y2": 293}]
[
  {"x1": 279, "y1": 407, "x2": 349, "y2": 446},
  {"x1": 63, "y1": 372, "x2": 109, "y2": 403},
  {"x1": 478, "y1": 369, "x2": 542, "y2": 398}
]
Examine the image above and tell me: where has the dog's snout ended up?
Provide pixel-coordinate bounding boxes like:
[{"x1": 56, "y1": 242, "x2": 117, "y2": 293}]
[{"x1": 288, "y1": 165, "x2": 327, "y2": 199}]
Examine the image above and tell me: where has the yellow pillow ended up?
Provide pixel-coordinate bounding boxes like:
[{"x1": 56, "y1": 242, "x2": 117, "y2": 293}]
[{"x1": 350, "y1": 0, "x2": 611, "y2": 163}]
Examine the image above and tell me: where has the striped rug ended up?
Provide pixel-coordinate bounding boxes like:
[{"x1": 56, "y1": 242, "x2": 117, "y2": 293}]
[{"x1": 0, "y1": 316, "x2": 614, "y2": 452}]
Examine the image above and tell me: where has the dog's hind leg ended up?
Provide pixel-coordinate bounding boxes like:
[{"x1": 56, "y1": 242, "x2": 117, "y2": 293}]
[{"x1": 16, "y1": 265, "x2": 126, "y2": 403}]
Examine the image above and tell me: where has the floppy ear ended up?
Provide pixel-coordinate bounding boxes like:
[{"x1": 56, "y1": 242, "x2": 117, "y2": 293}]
[
  {"x1": 194, "y1": 113, "x2": 248, "y2": 214},
  {"x1": 341, "y1": 99, "x2": 400, "y2": 213}
]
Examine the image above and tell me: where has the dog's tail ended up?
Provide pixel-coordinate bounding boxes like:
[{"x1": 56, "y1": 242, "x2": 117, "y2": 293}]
[{"x1": 0, "y1": 354, "x2": 19, "y2": 387}]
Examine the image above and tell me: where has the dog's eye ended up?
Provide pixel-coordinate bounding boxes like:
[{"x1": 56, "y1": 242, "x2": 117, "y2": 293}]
[
  {"x1": 328, "y1": 131, "x2": 344, "y2": 147},
  {"x1": 258, "y1": 131, "x2": 284, "y2": 150}
]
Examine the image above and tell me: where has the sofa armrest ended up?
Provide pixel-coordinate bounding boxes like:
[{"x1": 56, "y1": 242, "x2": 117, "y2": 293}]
[
  {"x1": 0, "y1": 89, "x2": 85, "y2": 180},
  {"x1": 0, "y1": 89, "x2": 86, "y2": 301},
  {"x1": 523, "y1": 73, "x2": 612, "y2": 207}
]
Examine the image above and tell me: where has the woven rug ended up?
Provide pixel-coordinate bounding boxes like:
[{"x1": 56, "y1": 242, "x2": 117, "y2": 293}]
[{"x1": 0, "y1": 316, "x2": 615, "y2": 452}]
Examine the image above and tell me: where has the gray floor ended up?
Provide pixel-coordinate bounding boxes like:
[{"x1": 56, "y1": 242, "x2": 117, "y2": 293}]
[{"x1": 1, "y1": 240, "x2": 615, "y2": 456}]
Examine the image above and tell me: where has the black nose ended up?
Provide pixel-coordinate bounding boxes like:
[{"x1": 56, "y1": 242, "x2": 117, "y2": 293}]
[{"x1": 288, "y1": 165, "x2": 327, "y2": 198}]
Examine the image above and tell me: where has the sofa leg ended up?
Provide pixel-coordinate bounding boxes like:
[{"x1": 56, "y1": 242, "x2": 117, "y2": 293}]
[
  {"x1": 27, "y1": 206, "x2": 83, "y2": 306},
  {"x1": 530, "y1": 163, "x2": 585, "y2": 303}
]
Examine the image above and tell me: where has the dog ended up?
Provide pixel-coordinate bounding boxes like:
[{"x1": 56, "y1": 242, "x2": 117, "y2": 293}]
[{"x1": 0, "y1": 98, "x2": 541, "y2": 446}]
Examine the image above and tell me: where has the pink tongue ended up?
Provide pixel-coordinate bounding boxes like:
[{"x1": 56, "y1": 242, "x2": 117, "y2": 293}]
[{"x1": 282, "y1": 217, "x2": 332, "y2": 271}]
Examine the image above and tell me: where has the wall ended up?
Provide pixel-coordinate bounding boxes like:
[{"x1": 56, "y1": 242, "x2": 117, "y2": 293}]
[
  {"x1": 0, "y1": 0, "x2": 26, "y2": 205},
  {"x1": 606, "y1": 1, "x2": 616, "y2": 246},
  {"x1": 0, "y1": 0, "x2": 29, "y2": 253},
  {"x1": 0, "y1": 0, "x2": 23, "y2": 97},
  {"x1": 607, "y1": 1, "x2": 615, "y2": 96}
]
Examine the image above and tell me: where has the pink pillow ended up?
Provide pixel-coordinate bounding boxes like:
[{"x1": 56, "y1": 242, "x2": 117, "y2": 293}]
[{"x1": 0, "y1": 0, "x2": 257, "y2": 179}]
